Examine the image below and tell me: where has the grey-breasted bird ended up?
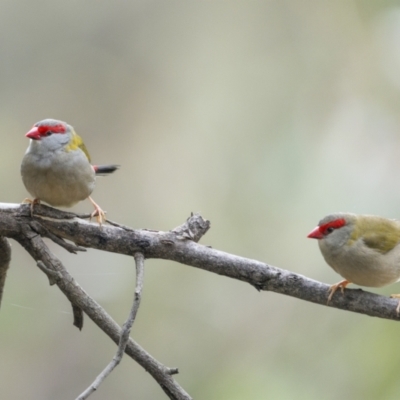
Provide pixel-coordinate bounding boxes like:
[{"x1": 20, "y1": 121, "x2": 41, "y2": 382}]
[
  {"x1": 308, "y1": 213, "x2": 400, "y2": 311},
  {"x1": 21, "y1": 119, "x2": 119, "y2": 224}
]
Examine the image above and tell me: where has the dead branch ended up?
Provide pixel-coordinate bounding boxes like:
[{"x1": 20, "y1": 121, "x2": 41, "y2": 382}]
[
  {"x1": 1, "y1": 202, "x2": 400, "y2": 398},
  {"x1": 0, "y1": 203, "x2": 190, "y2": 400},
  {"x1": 0, "y1": 236, "x2": 11, "y2": 308}
]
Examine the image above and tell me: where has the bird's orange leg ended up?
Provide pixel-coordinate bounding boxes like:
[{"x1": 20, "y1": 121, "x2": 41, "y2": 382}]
[
  {"x1": 390, "y1": 294, "x2": 400, "y2": 314},
  {"x1": 22, "y1": 198, "x2": 40, "y2": 217},
  {"x1": 327, "y1": 280, "x2": 351, "y2": 303},
  {"x1": 88, "y1": 196, "x2": 106, "y2": 226}
]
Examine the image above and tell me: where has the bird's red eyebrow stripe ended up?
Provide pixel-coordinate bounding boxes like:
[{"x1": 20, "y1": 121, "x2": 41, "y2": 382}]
[
  {"x1": 319, "y1": 218, "x2": 346, "y2": 234},
  {"x1": 37, "y1": 124, "x2": 66, "y2": 134}
]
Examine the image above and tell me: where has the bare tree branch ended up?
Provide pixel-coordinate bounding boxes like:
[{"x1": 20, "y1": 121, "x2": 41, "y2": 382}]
[
  {"x1": 2, "y1": 203, "x2": 397, "y2": 321},
  {"x1": 0, "y1": 204, "x2": 191, "y2": 400},
  {"x1": 25, "y1": 229, "x2": 190, "y2": 399},
  {"x1": 1, "y1": 202, "x2": 400, "y2": 398},
  {"x1": 76, "y1": 252, "x2": 146, "y2": 399}
]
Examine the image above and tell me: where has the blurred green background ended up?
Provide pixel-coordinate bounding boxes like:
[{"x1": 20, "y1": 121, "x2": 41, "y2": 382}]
[{"x1": 2, "y1": 1, "x2": 400, "y2": 399}]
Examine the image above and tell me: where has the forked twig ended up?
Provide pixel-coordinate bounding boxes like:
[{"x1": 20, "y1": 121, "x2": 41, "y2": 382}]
[{"x1": 76, "y1": 252, "x2": 145, "y2": 399}]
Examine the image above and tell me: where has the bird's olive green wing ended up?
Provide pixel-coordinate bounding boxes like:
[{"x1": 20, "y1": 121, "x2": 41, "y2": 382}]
[
  {"x1": 357, "y1": 218, "x2": 400, "y2": 254},
  {"x1": 362, "y1": 233, "x2": 400, "y2": 254},
  {"x1": 65, "y1": 130, "x2": 91, "y2": 162}
]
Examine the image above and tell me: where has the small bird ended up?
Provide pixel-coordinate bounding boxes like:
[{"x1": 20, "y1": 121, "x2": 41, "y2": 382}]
[
  {"x1": 307, "y1": 213, "x2": 400, "y2": 311},
  {"x1": 21, "y1": 119, "x2": 119, "y2": 224}
]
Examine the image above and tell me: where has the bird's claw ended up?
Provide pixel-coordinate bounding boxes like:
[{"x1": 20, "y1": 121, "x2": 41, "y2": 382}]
[
  {"x1": 90, "y1": 208, "x2": 106, "y2": 225},
  {"x1": 327, "y1": 280, "x2": 350, "y2": 303},
  {"x1": 88, "y1": 196, "x2": 106, "y2": 226},
  {"x1": 22, "y1": 198, "x2": 40, "y2": 217},
  {"x1": 390, "y1": 294, "x2": 400, "y2": 315}
]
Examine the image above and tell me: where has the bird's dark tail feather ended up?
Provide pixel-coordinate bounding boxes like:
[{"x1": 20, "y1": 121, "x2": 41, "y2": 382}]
[{"x1": 94, "y1": 165, "x2": 120, "y2": 175}]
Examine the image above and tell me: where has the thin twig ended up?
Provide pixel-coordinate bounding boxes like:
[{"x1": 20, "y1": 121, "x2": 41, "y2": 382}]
[
  {"x1": 76, "y1": 252, "x2": 145, "y2": 400},
  {"x1": 0, "y1": 237, "x2": 11, "y2": 308},
  {"x1": 29, "y1": 220, "x2": 87, "y2": 254},
  {"x1": 72, "y1": 304, "x2": 84, "y2": 331}
]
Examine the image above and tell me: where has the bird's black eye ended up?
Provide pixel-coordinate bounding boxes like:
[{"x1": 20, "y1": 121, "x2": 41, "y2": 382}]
[
  {"x1": 326, "y1": 227, "x2": 334, "y2": 234},
  {"x1": 45, "y1": 131, "x2": 52, "y2": 136}
]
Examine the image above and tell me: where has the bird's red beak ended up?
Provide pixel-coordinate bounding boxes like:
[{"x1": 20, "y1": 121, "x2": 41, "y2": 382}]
[
  {"x1": 25, "y1": 126, "x2": 41, "y2": 140},
  {"x1": 307, "y1": 226, "x2": 323, "y2": 239}
]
